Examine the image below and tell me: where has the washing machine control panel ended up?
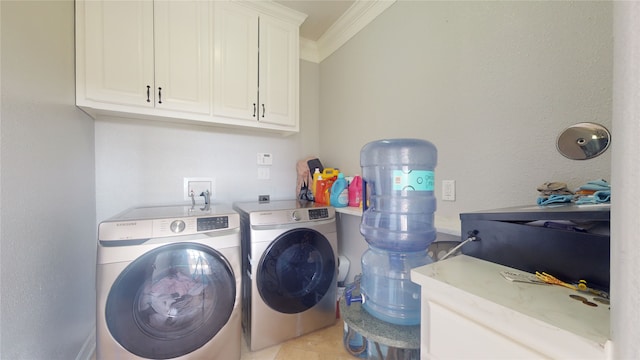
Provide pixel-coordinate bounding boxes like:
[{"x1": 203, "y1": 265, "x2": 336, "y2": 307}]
[
  {"x1": 197, "y1": 216, "x2": 229, "y2": 231},
  {"x1": 169, "y1": 217, "x2": 228, "y2": 233},
  {"x1": 160, "y1": 216, "x2": 230, "y2": 235},
  {"x1": 308, "y1": 208, "x2": 330, "y2": 220},
  {"x1": 98, "y1": 205, "x2": 240, "y2": 241}
]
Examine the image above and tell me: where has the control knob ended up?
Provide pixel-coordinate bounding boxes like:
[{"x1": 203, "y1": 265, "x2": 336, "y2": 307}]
[
  {"x1": 292, "y1": 211, "x2": 302, "y2": 221},
  {"x1": 170, "y1": 220, "x2": 186, "y2": 233}
]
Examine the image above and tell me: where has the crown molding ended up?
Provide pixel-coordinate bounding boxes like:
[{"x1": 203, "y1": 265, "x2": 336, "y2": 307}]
[
  {"x1": 299, "y1": 0, "x2": 396, "y2": 64},
  {"x1": 237, "y1": 0, "x2": 308, "y2": 25},
  {"x1": 300, "y1": 37, "x2": 320, "y2": 63}
]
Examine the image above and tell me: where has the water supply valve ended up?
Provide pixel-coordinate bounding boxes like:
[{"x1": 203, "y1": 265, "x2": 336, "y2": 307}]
[{"x1": 344, "y1": 275, "x2": 365, "y2": 306}]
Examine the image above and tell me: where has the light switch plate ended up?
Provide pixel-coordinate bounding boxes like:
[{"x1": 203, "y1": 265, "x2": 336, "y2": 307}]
[
  {"x1": 258, "y1": 167, "x2": 270, "y2": 180},
  {"x1": 442, "y1": 180, "x2": 456, "y2": 201}
]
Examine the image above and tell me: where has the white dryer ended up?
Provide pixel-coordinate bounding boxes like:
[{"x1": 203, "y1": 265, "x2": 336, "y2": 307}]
[
  {"x1": 233, "y1": 200, "x2": 337, "y2": 351},
  {"x1": 96, "y1": 204, "x2": 241, "y2": 359}
]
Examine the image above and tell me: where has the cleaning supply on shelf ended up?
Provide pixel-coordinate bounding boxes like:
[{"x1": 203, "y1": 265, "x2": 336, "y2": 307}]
[
  {"x1": 324, "y1": 175, "x2": 336, "y2": 206},
  {"x1": 311, "y1": 168, "x2": 321, "y2": 195},
  {"x1": 348, "y1": 175, "x2": 362, "y2": 208},
  {"x1": 322, "y1": 168, "x2": 339, "y2": 180},
  {"x1": 315, "y1": 176, "x2": 328, "y2": 204},
  {"x1": 330, "y1": 173, "x2": 349, "y2": 207}
]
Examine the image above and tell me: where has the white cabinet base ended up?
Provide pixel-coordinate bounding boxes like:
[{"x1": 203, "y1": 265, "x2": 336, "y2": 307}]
[
  {"x1": 426, "y1": 302, "x2": 545, "y2": 359},
  {"x1": 412, "y1": 255, "x2": 611, "y2": 360}
]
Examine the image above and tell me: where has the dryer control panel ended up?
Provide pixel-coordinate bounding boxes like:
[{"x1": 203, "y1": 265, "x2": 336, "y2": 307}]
[
  {"x1": 292, "y1": 209, "x2": 329, "y2": 222},
  {"x1": 250, "y1": 207, "x2": 335, "y2": 226}
]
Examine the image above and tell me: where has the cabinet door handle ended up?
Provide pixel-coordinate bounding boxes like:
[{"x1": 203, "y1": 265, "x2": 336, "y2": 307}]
[
  {"x1": 158, "y1": 87, "x2": 162, "y2": 104},
  {"x1": 146, "y1": 85, "x2": 151, "y2": 102},
  {"x1": 253, "y1": 103, "x2": 257, "y2": 117},
  {"x1": 261, "y1": 104, "x2": 265, "y2": 118}
]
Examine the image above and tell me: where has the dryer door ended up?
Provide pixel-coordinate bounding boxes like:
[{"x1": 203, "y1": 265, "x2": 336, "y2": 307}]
[
  {"x1": 105, "y1": 243, "x2": 235, "y2": 359},
  {"x1": 257, "y1": 228, "x2": 336, "y2": 313}
]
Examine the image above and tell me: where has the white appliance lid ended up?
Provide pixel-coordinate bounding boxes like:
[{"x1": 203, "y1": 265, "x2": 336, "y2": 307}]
[
  {"x1": 108, "y1": 204, "x2": 236, "y2": 221},
  {"x1": 233, "y1": 199, "x2": 327, "y2": 213}
]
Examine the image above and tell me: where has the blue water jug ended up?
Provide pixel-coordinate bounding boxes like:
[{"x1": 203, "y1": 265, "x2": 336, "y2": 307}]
[
  {"x1": 360, "y1": 139, "x2": 438, "y2": 252},
  {"x1": 360, "y1": 246, "x2": 433, "y2": 325}
]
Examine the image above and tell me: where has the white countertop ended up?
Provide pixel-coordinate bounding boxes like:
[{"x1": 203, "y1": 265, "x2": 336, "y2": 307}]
[{"x1": 411, "y1": 255, "x2": 611, "y2": 359}]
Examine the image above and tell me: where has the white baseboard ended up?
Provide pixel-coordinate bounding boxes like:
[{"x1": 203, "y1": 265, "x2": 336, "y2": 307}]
[{"x1": 75, "y1": 326, "x2": 96, "y2": 360}]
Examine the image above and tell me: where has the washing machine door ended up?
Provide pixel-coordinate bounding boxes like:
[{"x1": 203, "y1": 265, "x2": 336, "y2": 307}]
[
  {"x1": 257, "y1": 228, "x2": 336, "y2": 314},
  {"x1": 105, "y1": 243, "x2": 235, "y2": 359}
]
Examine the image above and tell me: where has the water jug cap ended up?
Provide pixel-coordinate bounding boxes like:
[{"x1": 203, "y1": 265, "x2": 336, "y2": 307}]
[{"x1": 360, "y1": 138, "x2": 437, "y2": 167}]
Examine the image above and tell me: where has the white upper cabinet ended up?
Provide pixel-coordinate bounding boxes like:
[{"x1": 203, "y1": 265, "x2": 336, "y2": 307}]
[
  {"x1": 77, "y1": 0, "x2": 210, "y2": 115},
  {"x1": 76, "y1": 0, "x2": 305, "y2": 135},
  {"x1": 212, "y1": 3, "x2": 259, "y2": 122},
  {"x1": 153, "y1": 0, "x2": 211, "y2": 114},
  {"x1": 78, "y1": 0, "x2": 155, "y2": 108},
  {"x1": 213, "y1": 1, "x2": 305, "y2": 130},
  {"x1": 259, "y1": 14, "x2": 300, "y2": 127}
]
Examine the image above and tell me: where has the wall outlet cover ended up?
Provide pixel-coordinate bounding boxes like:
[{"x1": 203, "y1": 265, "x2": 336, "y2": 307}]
[{"x1": 184, "y1": 177, "x2": 215, "y2": 201}]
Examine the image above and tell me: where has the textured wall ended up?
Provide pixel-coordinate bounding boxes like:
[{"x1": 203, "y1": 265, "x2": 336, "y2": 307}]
[
  {"x1": 319, "y1": 1, "x2": 612, "y2": 233},
  {"x1": 95, "y1": 60, "x2": 321, "y2": 223},
  {"x1": 1, "y1": 1, "x2": 96, "y2": 358},
  {"x1": 611, "y1": 1, "x2": 640, "y2": 357}
]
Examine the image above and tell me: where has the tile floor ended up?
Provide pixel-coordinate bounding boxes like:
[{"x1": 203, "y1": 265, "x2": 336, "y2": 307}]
[
  {"x1": 240, "y1": 319, "x2": 352, "y2": 360},
  {"x1": 92, "y1": 319, "x2": 350, "y2": 360}
]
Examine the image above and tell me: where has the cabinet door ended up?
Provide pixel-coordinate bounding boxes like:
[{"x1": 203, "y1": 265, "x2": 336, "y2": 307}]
[
  {"x1": 426, "y1": 302, "x2": 546, "y2": 359},
  {"x1": 213, "y1": 3, "x2": 259, "y2": 121},
  {"x1": 79, "y1": 0, "x2": 154, "y2": 108},
  {"x1": 154, "y1": 0, "x2": 210, "y2": 115},
  {"x1": 258, "y1": 14, "x2": 299, "y2": 127}
]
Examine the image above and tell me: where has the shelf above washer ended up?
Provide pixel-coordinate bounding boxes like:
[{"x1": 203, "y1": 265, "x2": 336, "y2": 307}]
[{"x1": 334, "y1": 206, "x2": 362, "y2": 217}]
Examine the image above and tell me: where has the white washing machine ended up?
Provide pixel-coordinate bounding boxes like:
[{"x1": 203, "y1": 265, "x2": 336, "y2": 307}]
[
  {"x1": 233, "y1": 200, "x2": 337, "y2": 351},
  {"x1": 96, "y1": 204, "x2": 241, "y2": 359}
]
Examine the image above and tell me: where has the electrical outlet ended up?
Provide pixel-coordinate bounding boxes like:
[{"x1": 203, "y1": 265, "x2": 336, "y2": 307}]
[
  {"x1": 442, "y1": 180, "x2": 456, "y2": 201},
  {"x1": 184, "y1": 177, "x2": 215, "y2": 201}
]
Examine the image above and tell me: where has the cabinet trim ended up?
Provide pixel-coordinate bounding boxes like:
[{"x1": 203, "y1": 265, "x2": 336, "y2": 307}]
[
  {"x1": 300, "y1": 0, "x2": 397, "y2": 63},
  {"x1": 234, "y1": 0, "x2": 307, "y2": 26}
]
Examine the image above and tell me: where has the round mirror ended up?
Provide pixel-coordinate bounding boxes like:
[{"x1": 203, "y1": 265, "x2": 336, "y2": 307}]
[{"x1": 557, "y1": 122, "x2": 611, "y2": 160}]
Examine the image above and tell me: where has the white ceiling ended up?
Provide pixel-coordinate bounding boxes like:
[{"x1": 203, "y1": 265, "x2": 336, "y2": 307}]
[{"x1": 274, "y1": 0, "x2": 356, "y2": 41}]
